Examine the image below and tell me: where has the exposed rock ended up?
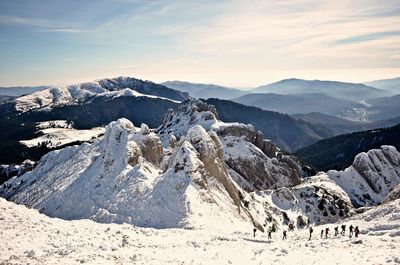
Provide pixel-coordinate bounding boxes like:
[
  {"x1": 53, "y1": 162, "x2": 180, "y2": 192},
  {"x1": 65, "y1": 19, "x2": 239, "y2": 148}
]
[
  {"x1": 157, "y1": 99, "x2": 304, "y2": 191},
  {"x1": 140, "y1": 123, "x2": 150, "y2": 135},
  {"x1": 383, "y1": 184, "x2": 400, "y2": 203},
  {"x1": 169, "y1": 134, "x2": 177, "y2": 149},
  {"x1": 352, "y1": 145, "x2": 400, "y2": 194}
]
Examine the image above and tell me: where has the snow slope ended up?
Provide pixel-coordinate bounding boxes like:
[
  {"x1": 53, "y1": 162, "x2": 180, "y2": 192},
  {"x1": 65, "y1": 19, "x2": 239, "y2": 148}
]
[{"x1": 1, "y1": 197, "x2": 398, "y2": 265}]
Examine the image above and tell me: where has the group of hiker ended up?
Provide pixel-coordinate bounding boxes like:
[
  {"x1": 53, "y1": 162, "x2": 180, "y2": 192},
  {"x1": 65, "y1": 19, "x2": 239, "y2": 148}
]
[
  {"x1": 310, "y1": 224, "x2": 360, "y2": 240},
  {"x1": 253, "y1": 223, "x2": 360, "y2": 241}
]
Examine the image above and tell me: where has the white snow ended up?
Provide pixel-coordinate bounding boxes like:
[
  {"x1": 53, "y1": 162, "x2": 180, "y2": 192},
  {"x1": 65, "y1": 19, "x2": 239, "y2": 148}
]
[
  {"x1": 0, "y1": 197, "x2": 398, "y2": 265},
  {"x1": 20, "y1": 127, "x2": 105, "y2": 148},
  {"x1": 20, "y1": 121, "x2": 105, "y2": 148}
]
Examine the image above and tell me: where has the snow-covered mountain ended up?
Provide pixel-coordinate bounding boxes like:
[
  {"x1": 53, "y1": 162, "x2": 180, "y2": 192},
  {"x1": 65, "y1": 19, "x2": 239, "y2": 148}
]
[
  {"x1": 14, "y1": 76, "x2": 188, "y2": 113},
  {"x1": 2, "y1": 99, "x2": 399, "y2": 235}
]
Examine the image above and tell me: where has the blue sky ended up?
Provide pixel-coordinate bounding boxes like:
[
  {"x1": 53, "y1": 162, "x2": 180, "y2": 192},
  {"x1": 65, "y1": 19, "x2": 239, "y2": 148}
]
[{"x1": 0, "y1": 0, "x2": 399, "y2": 87}]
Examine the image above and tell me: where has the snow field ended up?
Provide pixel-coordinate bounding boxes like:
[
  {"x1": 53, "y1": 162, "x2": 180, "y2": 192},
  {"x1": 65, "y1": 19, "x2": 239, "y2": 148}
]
[{"x1": 1, "y1": 198, "x2": 399, "y2": 265}]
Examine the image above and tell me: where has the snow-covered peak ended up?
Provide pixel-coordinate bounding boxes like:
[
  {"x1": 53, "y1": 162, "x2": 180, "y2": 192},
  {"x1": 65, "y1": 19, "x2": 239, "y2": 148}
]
[
  {"x1": 14, "y1": 76, "x2": 186, "y2": 112},
  {"x1": 0, "y1": 118, "x2": 260, "y2": 230}
]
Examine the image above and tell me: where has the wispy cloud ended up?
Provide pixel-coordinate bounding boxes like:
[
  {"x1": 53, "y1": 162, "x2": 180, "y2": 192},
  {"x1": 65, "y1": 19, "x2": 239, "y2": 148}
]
[
  {"x1": 0, "y1": 15, "x2": 88, "y2": 33},
  {"x1": 335, "y1": 31, "x2": 400, "y2": 45}
]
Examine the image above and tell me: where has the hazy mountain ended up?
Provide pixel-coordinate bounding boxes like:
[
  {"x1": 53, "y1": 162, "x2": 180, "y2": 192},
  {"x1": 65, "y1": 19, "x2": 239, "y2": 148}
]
[
  {"x1": 296, "y1": 124, "x2": 400, "y2": 171},
  {"x1": 0, "y1": 95, "x2": 15, "y2": 103},
  {"x1": 232, "y1": 93, "x2": 362, "y2": 115},
  {"x1": 204, "y1": 98, "x2": 333, "y2": 152},
  {"x1": 363, "y1": 94, "x2": 400, "y2": 121},
  {"x1": 366, "y1": 77, "x2": 400, "y2": 94},
  {"x1": 0, "y1": 86, "x2": 49, "y2": 96},
  {"x1": 292, "y1": 112, "x2": 367, "y2": 135},
  {"x1": 251, "y1": 78, "x2": 389, "y2": 101},
  {"x1": 292, "y1": 112, "x2": 400, "y2": 136},
  {"x1": 162, "y1": 81, "x2": 246, "y2": 100}
]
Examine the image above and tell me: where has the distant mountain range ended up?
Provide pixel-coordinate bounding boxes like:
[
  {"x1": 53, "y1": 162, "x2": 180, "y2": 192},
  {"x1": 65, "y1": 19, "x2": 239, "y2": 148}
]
[
  {"x1": 251, "y1": 78, "x2": 390, "y2": 101},
  {"x1": 232, "y1": 93, "x2": 363, "y2": 115},
  {"x1": 0, "y1": 86, "x2": 49, "y2": 96},
  {"x1": 204, "y1": 98, "x2": 332, "y2": 152},
  {"x1": 365, "y1": 77, "x2": 400, "y2": 95},
  {"x1": 161, "y1": 81, "x2": 246, "y2": 100},
  {"x1": 296, "y1": 124, "x2": 400, "y2": 171},
  {"x1": 292, "y1": 112, "x2": 400, "y2": 136}
]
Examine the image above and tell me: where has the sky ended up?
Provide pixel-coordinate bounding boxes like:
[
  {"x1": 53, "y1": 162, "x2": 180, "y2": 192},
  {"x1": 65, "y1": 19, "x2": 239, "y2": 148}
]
[{"x1": 0, "y1": 0, "x2": 399, "y2": 88}]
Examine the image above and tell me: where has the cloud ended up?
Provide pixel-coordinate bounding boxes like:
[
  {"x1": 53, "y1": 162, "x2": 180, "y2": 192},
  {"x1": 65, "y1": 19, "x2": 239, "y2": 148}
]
[
  {"x1": 335, "y1": 31, "x2": 400, "y2": 45},
  {"x1": 0, "y1": 15, "x2": 87, "y2": 33}
]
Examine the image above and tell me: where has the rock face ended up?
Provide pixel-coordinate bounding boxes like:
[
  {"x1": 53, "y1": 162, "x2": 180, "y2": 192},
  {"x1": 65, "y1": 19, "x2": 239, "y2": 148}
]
[
  {"x1": 157, "y1": 99, "x2": 304, "y2": 191},
  {"x1": 326, "y1": 145, "x2": 400, "y2": 207}
]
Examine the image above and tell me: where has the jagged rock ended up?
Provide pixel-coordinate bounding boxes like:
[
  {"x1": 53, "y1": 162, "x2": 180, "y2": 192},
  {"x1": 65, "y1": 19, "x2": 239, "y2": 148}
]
[
  {"x1": 140, "y1": 123, "x2": 150, "y2": 135},
  {"x1": 169, "y1": 134, "x2": 177, "y2": 149},
  {"x1": 262, "y1": 140, "x2": 277, "y2": 158},
  {"x1": 158, "y1": 99, "x2": 304, "y2": 191}
]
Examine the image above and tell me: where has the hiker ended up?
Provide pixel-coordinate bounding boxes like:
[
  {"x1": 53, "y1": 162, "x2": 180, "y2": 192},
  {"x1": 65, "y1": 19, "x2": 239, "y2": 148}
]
[
  {"x1": 334, "y1": 226, "x2": 339, "y2": 236},
  {"x1": 341, "y1": 224, "x2": 346, "y2": 235},
  {"x1": 309, "y1": 227, "x2": 313, "y2": 240},
  {"x1": 355, "y1": 226, "x2": 360, "y2": 238},
  {"x1": 282, "y1": 230, "x2": 287, "y2": 240},
  {"x1": 325, "y1": 227, "x2": 329, "y2": 239},
  {"x1": 268, "y1": 230, "x2": 272, "y2": 239},
  {"x1": 349, "y1": 225, "x2": 354, "y2": 237},
  {"x1": 320, "y1": 229, "x2": 324, "y2": 239},
  {"x1": 253, "y1": 228, "x2": 257, "y2": 238}
]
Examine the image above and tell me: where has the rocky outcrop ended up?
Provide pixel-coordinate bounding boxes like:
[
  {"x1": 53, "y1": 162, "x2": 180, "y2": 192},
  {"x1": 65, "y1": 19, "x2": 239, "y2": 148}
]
[
  {"x1": 352, "y1": 145, "x2": 400, "y2": 194},
  {"x1": 157, "y1": 99, "x2": 305, "y2": 191},
  {"x1": 327, "y1": 145, "x2": 400, "y2": 207},
  {"x1": 0, "y1": 160, "x2": 36, "y2": 185}
]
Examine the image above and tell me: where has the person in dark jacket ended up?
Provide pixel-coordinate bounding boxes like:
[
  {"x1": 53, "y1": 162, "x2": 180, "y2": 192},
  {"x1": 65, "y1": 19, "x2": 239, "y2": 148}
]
[
  {"x1": 320, "y1": 229, "x2": 324, "y2": 239},
  {"x1": 268, "y1": 230, "x2": 272, "y2": 239},
  {"x1": 349, "y1": 225, "x2": 354, "y2": 237},
  {"x1": 309, "y1": 227, "x2": 313, "y2": 240},
  {"x1": 334, "y1": 226, "x2": 339, "y2": 236},
  {"x1": 253, "y1": 228, "x2": 257, "y2": 238},
  {"x1": 355, "y1": 226, "x2": 360, "y2": 238},
  {"x1": 325, "y1": 228, "x2": 329, "y2": 239},
  {"x1": 341, "y1": 224, "x2": 346, "y2": 235},
  {"x1": 282, "y1": 230, "x2": 287, "y2": 240}
]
